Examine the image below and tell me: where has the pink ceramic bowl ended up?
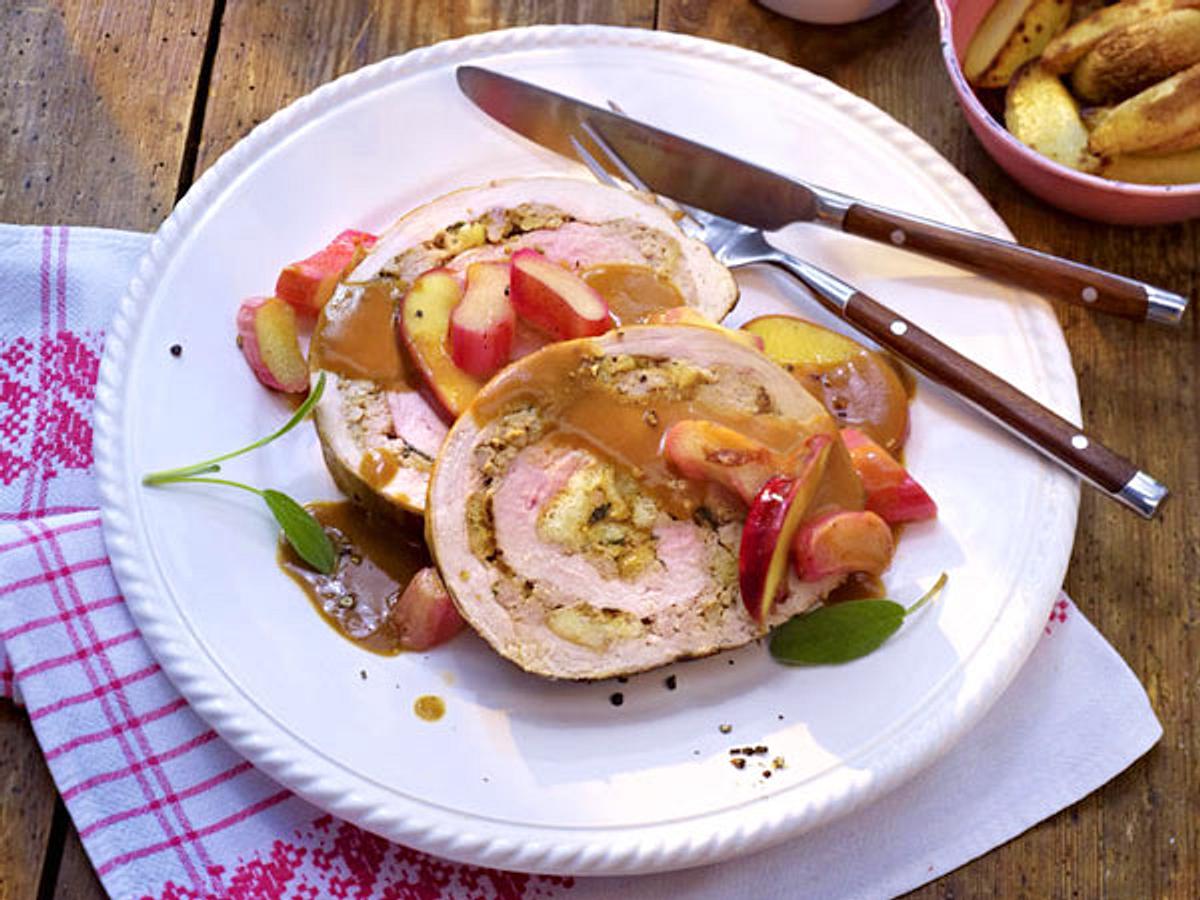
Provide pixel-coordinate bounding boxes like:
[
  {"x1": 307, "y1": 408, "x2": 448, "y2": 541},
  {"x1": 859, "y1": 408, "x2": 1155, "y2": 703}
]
[{"x1": 935, "y1": 0, "x2": 1200, "y2": 225}]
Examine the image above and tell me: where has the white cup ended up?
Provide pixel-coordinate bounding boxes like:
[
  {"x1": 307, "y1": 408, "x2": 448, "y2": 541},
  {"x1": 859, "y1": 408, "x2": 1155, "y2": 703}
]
[{"x1": 757, "y1": 0, "x2": 903, "y2": 24}]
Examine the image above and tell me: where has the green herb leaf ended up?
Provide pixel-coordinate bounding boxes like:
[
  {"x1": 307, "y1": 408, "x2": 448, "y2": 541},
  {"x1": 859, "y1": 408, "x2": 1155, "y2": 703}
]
[
  {"x1": 262, "y1": 489, "x2": 336, "y2": 574},
  {"x1": 770, "y1": 573, "x2": 949, "y2": 666},
  {"x1": 770, "y1": 600, "x2": 906, "y2": 665},
  {"x1": 142, "y1": 373, "x2": 326, "y2": 485}
]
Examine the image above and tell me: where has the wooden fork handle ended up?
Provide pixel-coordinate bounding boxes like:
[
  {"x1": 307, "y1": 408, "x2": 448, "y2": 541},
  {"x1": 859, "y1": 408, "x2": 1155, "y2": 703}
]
[
  {"x1": 841, "y1": 290, "x2": 1168, "y2": 518},
  {"x1": 841, "y1": 203, "x2": 1187, "y2": 326}
]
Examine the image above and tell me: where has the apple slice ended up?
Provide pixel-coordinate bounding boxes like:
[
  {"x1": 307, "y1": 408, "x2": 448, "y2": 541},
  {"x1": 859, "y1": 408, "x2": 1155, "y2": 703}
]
[
  {"x1": 509, "y1": 249, "x2": 612, "y2": 339},
  {"x1": 236, "y1": 296, "x2": 309, "y2": 393},
  {"x1": 449, "y1": 262, "x2": 515, "y2": 378},
  {"x1": 745, "y1": 314, "x2": 911, "y2": 453},
  {"x1": 648, "y1": 307, "x2": 765, "y2": 352},
  {"x1": 398, "y1": 269, "x2": 481, "y2": 423},
  {"x1": 792, "y1": 510, "x2": 895, "y2": 581},
  {"x1": 739, "y1": 435, "x2": 832, "y2": 624},
  {"x1": 275, "y1": 229, "x2": 376, "y2": 314},
  {"x1": 663, "y1": 420, "x2": 778, "y2": 505},
  {"x1": 840, "y1": 428, "x2": 937, "y2": 524},
  {"x1": 389, "y1": 567, "x2": 464, "y2": 651}
]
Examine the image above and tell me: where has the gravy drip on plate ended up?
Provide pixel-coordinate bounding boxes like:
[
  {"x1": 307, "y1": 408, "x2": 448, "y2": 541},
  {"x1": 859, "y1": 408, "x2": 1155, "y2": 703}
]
[
  {"x1": 278, "y1": 501, "x2": 430, "y2": 655},
  {"x1": 413, "y1": 695, "x2": 446, "y2": 721},
  {"x1": 311, "y1": 279, "x2": 412, "y2": 390},
  {"x1": 583, "y1": 264, "x2": 685, "y2": 325}
]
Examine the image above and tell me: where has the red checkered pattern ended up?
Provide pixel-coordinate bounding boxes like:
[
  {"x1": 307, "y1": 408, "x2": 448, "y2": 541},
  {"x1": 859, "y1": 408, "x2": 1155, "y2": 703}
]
[{"x1": 0, "y1": 514, "x2": 575, "y2": 898}]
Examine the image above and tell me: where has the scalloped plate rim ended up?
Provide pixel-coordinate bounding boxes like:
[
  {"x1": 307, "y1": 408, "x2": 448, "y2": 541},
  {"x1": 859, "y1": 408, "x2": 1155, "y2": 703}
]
[{"x1": 94, "y1": 25, "x2": 1080, "y2": 876}]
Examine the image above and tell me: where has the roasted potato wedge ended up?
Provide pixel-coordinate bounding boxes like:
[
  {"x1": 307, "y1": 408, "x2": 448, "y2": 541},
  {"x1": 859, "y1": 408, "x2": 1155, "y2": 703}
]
[
  {"x1": 1088, "y1": 61, "x2": 1200, "y2": 155},
  {"x1": 968, "y1": 0, "x2": 1074, "y2": 88},
  {"x1": 965, "y1": 0, "x2": 1037, "y2": 84},
  {"x1": 1072, "y1": 10, "x2": 1200, "y2": 103},
  {"x1": 1070, "y1": 0, "x2": 1109, "y2": 22},
  {"x1": 1080, "y1": 104, "x2": 1113, "y2": 129},
  {"x1": 1042, "y1": 0, "x2": 1193, "y2": 74},
  {"x1": 1099, "y1": 144, "x2": 1200, "y2": 182},
  {"x1": 1137, "y1": 125, "x2": 1200, "y2": 154},
  {"x1": 1006, "y1": 61, "x2": 1098, "y2": 169}
]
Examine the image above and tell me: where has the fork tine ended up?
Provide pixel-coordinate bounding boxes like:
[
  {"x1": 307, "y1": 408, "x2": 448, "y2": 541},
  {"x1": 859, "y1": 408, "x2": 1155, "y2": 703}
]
[
  {"x1": 568, "y1": 134, "x2": 621, "y2": 189},
  {"x1": 583, "y1": 117, "x2": 708, "y2": 232},
  {"x1": 579, "y1": 119, "x2": 655, "y2": 195},
  {"x1": 570, "y1": 128, "x2": 704, "y2": 240}
]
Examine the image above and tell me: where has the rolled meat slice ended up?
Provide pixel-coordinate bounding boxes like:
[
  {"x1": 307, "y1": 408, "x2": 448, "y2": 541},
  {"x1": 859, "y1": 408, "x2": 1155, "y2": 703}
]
[
  {"x1": 311, "y1": 178, "x2": 738, "y2": 520},
  {"x1": 426, "y1": 325, "x2": 865, "y2": 680}
]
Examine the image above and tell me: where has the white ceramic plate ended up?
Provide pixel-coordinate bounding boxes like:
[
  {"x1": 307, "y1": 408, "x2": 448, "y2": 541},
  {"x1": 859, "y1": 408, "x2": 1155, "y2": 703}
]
[{"x1": 95, "y1": 26, "x2": 1080, "y2": 876}]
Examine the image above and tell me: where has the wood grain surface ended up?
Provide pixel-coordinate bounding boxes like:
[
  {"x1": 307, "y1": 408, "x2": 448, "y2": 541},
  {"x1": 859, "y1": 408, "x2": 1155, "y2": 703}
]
[{"x1": 0, "y1": 1, "x2": 1196, "y2": 897}]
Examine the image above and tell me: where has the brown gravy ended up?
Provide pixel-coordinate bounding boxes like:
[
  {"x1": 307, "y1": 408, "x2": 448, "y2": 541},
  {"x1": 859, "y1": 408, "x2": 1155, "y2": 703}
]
[
  {"x1": 310, "y1": 279, "x2": 412, "y2": 389},
  {"x1": 473, "y1": 338, "x2": 862, "y2": 519},
  {"x1": 413, "y1": 695, "x2": 445, "y2": 721},
  {"x1": 582, "y1": 264, "x2": 685, "y2": 325},
  {"x1": 359, "y1": 447, "x2": 401, "y2": 490},
  {"x1": 278, "y1": 501, "x2": 430, "y2": 655},
  {"x1": 824, "y1": 572, "x2": 887, "y2": 604},
  {"x1": 793, "y1": 350, "x2": 911, "y2": 454}
]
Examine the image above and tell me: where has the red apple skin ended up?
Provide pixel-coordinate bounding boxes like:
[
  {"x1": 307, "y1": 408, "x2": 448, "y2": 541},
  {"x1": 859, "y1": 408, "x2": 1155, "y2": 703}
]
[
  {"x1": 662, "y1": 420, "x2": 777, "y2": 505},
  {"x1": 792, "y1": 510, "x2": 895, "y2": 581},
  {"x1": 236, "y1": 296, "x2": 309, "y2": 393},
  {"x1": 389, "y1": 567, "x2": 464, "y2": 650},
  {"x1": 449, "y1": 262, "x2": 515, "y2": 378},
  {"x1": 275, "y1": 229, "x2": 377, "y2": 314},
  {"x1": 739, "y1": 435, "x2": 832, "y2": 624},
  {"x1": 397, "y1": 269, "x2": 481, "y2": 423},
  {"x1": 509, "y1": 249, "x2": 611, "y2": 340},
  {"x1": 840, "y1": 428, "x2": 937, "y2": 524}
]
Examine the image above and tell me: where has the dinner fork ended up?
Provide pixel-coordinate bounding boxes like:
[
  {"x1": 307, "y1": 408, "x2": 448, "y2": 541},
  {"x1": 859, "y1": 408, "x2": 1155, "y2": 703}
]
[{"x1": 567, "y1": 121, "x2": 1168, "y2": 519}]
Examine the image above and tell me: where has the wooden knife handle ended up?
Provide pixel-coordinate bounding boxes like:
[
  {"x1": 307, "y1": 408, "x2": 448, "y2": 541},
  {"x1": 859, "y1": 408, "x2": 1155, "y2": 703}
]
[
  {"x1": 843, "y1": 290, "x2": 1137, "y2": 493},
  {"x1": 842, "y1": 203, "x2": 1184, "y2": 325}
]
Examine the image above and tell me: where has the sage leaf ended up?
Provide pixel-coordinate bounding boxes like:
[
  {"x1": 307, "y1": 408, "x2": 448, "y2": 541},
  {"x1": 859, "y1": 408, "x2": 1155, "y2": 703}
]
[
  {"x1": 770, "y1": 573, "x2": 948, "y2": 666},
  {"x1": 770, "y1": 599, "x2": 906, "y2": 665},
  {"x1": 262, "y1": 489, "x2": 335, "y2": 574}
]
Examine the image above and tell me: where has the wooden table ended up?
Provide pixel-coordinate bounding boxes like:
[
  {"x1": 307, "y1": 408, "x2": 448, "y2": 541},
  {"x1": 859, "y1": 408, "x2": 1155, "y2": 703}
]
[{"x1": 2, "y1": 1, "x2": 1196, "y2": 897}]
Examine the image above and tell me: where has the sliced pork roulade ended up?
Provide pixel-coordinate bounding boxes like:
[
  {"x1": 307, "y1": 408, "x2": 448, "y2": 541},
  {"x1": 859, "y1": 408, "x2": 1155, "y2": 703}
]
[
  {"x1": 426, "y1": 325, "x2": 865, "y2": 680},
  {"x1": 310, "y1": 178, "x2": 738, "y2": 521}
]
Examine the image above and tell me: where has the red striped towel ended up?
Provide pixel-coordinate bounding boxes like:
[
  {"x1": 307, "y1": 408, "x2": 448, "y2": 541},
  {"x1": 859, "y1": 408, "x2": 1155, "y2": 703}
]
[{"x1": 0, "y1": 224, "x2": 1161, "y2": 899}]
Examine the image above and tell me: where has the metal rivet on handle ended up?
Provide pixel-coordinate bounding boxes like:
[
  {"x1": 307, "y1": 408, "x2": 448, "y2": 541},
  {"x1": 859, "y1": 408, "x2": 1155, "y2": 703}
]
[
  {"x1": 1081, "y1": 287, "x2": 1098, "y2": 303},
  {"x1": 890, "y1": 229, "x2": 906, "y2": 246},
  {"x1": 1071, "y1": 434, "x2": 1089, "y2": 450},
  {"x1": 890, "y1": 320, "x2": 908, "y2": 336}
]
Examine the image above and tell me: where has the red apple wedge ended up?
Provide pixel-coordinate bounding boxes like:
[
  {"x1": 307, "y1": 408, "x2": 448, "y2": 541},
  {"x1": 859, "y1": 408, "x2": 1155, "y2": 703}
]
[
  {"x1": 793, "y1": 510, "x2": 895, "y2": 581},
  {"x1": 840, "y1": 428, "x2": 937, "y2": 524},
  {"x1": 276, "y1": 229, "x2": 376, "y2": 314},
  {"x1": 389, "y1": 567, "x2": 464, "y2": 651},
  {"x1": 397, "y1": 269, "x2": 481, "y2": 423},
  {"x1": 663, "y1": 420, "x2": 778, "y2": 505},
  {"x1": 236, "y1": 296, "x2": 309, "y2": 393},
  {"x1": 449, "y1": 262, "x2": 515, "y2": 378},
  {"x1": 739, "y1": 435, "x2": 832, "y2": 624},
  {"x1": 509, "y1": 249, "x2": 611, "y2": 339}
]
